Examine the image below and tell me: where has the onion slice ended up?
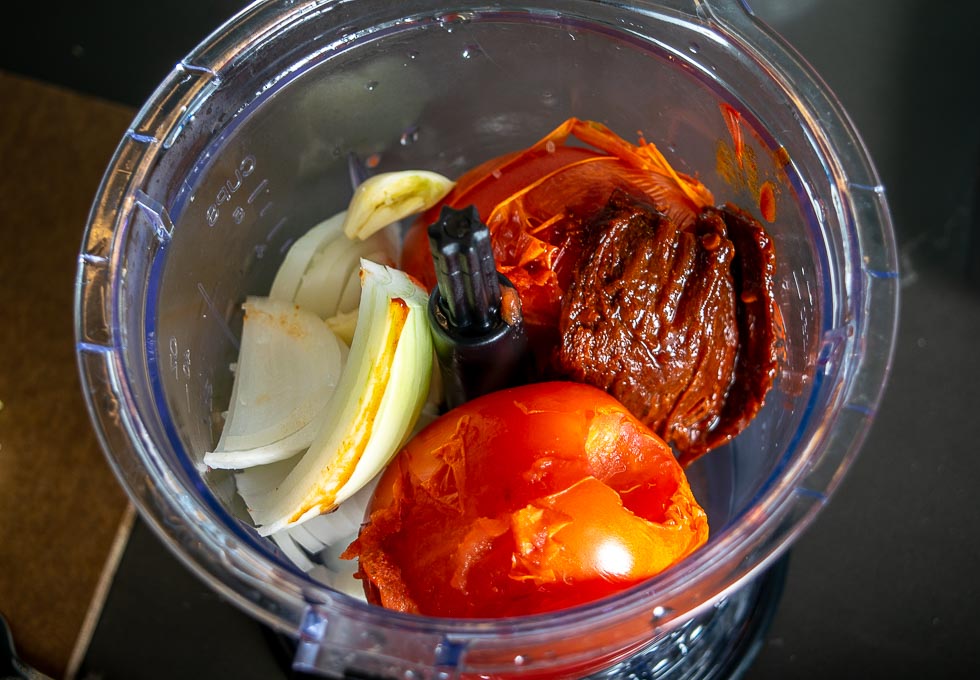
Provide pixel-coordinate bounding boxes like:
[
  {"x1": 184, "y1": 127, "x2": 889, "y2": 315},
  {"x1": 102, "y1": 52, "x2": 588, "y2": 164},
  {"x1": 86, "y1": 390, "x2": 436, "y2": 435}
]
[
  {"x1": 293, "y1": 229, "x2": 397, "y2": 318},
  {"x1": 269, "y1": 209, "x2": 398, "y2": 319},
  {"x1": 325, "y1": 309, "x2": 358, "y2": 346},
  {"x1": 203, "y1": 298, "x2": 346, "y2": 469},
  {"x1": 239, "y1": 260, "x2": 433, "y2": 535},
  {"x1": 269, "y1": 211, "x2": 346, "y2": 303},
  {"x1": 342, "y1": 170, "x2": 454, "y2": 240}
]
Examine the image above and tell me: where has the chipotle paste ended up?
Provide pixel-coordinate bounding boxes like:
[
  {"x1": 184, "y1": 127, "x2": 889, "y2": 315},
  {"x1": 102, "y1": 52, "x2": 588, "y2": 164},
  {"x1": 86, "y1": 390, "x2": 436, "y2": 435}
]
[{"x1": 557, "y1": 192, "x2": 778, "y2": 465}]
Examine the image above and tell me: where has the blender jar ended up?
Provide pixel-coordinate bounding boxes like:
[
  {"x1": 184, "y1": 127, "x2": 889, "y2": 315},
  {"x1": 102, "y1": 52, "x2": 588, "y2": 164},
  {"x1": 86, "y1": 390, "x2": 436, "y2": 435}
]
[{"x1": 75, "y1": 0, "x2": 898, "y2": 678}]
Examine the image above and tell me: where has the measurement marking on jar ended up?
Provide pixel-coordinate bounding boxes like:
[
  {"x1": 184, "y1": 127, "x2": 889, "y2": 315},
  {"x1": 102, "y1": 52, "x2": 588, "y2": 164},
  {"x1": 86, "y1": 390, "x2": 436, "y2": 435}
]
[
  {"x1": 266, "y1": 216, "x2": 288, "y2": 242},
  {"x1": 247, "y1": 178, "x2": 269, "y2": 205},
  {"x1": 259, "y1": 201, "x2": 274, "y2": 218},
  {"x1": 206, "y1": 154, "x2": 257, "y2": 226},
  {"x1": 165, "y1": 338, "x2": 191, "y2": 386}
]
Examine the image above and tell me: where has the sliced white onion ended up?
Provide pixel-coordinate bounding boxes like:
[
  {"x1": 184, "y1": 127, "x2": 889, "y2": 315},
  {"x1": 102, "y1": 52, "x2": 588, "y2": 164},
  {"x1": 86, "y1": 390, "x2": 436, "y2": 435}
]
[
  {"x1": 268, "y1": 211, "x2": 347, "y2": 303},
  {"x1": 270, "y1": 531, "x2": 318, "y2": 573},
  {"x1": 204, "y1": 417, "x2": 319, "y2": 470},
  {"x1": 284, "y1": 523, "x2": 327, "y2": 554},
  {"x1": 234, "y1": 454, "x2": 300, "y2": 497},
  {"x1": 336, "y1": 250, "x2": 382, "y2": 314},
  {"x1": 325, "y1": 309, "x2": 358, "y2": 347},
  {"x1": 293, "y1": 231, "x2": 397, "y2": 318},
  {"x1": 299, "y1": 475, "x2": 378, "y2": 546},
  {"x1": 265, "y1": 476, "x2": 376, "y2": 596},
  {"x1": 342, "y1": 170, "x2": 454, "y2": 240},
  {"x1": 203, "y1": 298, "x2": 345, "y2": 468},
  {"x1": 239, "y1": 260, "x2": 433, "y2": 535}
]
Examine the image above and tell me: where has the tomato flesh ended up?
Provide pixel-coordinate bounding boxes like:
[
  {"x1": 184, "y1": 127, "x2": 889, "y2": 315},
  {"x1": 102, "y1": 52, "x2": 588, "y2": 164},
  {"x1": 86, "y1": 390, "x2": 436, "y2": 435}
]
[{"x1": 343, "y1": 382, "x2": 709, "y2": 618}]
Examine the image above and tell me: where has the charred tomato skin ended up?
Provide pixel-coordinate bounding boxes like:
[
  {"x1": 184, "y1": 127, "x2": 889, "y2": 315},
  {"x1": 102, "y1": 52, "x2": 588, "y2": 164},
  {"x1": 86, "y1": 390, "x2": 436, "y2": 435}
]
[{"x1": 343, "y1": 381, "x2": 709, "y2": 618}]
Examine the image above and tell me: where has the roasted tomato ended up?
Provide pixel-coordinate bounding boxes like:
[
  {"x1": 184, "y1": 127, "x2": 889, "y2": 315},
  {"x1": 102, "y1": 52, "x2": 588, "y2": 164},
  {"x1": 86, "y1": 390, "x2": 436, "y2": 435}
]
[
  {"x1": 401, "y1": 118, "x2": 715, "y2": 331},
  {"x1": 342, "y1": 382, "x2": 709, "y2": 618}
]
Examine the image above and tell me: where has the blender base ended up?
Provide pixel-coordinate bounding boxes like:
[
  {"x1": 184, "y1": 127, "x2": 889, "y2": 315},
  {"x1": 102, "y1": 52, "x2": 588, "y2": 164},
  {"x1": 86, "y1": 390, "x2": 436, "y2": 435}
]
[
  {"x1": 263, "y1": 555, "x2": 789, "y2": 679},
  {"x1": 590, "y1": 554, "x2": 789, "y2": 680}
]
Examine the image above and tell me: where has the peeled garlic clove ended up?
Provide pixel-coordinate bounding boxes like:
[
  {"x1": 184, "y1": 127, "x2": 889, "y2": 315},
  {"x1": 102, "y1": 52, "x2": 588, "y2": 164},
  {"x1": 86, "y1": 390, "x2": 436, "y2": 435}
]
[
  {"x1": 204, "y1": 297, "x2": 346, "y2": 468},
  {"x1": 342, "y1": 170, "x2": 454, "y2": 240},
  {"x1": 239, "y1": 260, "x2": 433, "y2": 535}
]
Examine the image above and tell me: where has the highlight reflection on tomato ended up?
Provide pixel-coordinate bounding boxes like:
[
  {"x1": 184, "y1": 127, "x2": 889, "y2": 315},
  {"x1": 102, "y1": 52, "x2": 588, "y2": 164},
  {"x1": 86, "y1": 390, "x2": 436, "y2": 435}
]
[{"x1": 342, "y1": 382, "x2": 709, "y2": 618}]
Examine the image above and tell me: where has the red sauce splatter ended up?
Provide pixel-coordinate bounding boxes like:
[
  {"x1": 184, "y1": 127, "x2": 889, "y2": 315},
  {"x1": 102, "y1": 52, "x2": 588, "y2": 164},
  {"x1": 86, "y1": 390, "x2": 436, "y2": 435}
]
[
  {"x1": 759, "y1": 181, "x2": 776, "y2": 222},
  {"x1": 720, "y1": 103, "x2": 744, "y2": 169}
]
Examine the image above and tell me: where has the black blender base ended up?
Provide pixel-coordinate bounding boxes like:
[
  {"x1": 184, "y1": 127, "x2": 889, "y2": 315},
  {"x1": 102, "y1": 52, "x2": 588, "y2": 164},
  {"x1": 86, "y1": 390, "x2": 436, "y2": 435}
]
[
  {"x1": 262, "y1": 554, "x2": 789, "y2": 680},
  {"x1": 590, "y1": 554, "x2": 790, "y2": 680}
]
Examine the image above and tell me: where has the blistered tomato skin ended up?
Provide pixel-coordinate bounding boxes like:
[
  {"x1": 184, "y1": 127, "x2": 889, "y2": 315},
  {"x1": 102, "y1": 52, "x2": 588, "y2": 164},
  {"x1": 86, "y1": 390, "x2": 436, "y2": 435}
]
[{"x1": 343, "y1": 382, "x2": 709, "y2": 618}]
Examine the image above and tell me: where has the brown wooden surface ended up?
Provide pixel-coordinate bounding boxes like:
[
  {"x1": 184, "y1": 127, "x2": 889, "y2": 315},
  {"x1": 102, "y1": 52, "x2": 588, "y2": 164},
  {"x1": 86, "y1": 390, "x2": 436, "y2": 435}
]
[{"x1": 0, "y1": 70, "x2": 133, "y2": 678}]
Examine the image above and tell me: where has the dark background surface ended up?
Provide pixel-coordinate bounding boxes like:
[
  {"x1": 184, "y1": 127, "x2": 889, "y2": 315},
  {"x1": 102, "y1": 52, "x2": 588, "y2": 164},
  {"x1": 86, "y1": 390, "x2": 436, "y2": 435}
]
[{"x1": 3, "y1": 0, "x2": 978, "y2": 677}]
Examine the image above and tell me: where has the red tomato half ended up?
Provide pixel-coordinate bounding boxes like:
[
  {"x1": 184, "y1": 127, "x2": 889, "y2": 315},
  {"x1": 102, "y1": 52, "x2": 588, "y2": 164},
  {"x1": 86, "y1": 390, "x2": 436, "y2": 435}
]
[{"x1": 343, "y1": 382, "x2": 709, "y2": 618}]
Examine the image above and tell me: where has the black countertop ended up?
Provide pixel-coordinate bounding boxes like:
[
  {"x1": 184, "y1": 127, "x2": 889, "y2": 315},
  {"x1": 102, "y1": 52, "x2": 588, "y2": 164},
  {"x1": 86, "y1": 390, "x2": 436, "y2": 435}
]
[{"x1": 4, "y1": 0, "x2": 978, "y2": 677}]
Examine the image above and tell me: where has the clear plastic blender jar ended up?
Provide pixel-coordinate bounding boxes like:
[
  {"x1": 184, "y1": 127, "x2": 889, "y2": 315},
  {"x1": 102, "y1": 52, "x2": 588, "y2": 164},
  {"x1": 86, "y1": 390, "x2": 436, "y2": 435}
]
[{"x1": 75, "y1": 0, "x2": 898, "y2": 677}]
